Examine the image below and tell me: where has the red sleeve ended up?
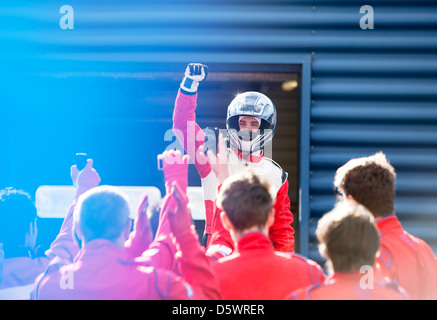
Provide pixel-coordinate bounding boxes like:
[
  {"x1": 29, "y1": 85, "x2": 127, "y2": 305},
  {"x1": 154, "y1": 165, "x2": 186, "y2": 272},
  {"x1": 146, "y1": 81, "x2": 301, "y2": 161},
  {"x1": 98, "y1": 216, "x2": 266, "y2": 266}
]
[
  {"x1": 166, "y1": 226, "x2": 221, "y2": 299},
  {"x1": 173, "y1": 90, "x2": 211, "y2": 179},
  {"x1": 415, "y1": 238, "x2": 437, "y2": 299},
  {"x1": 269, "y1": 180, "x2": 295, "y2": 253},
  {"x1": 141, "y1": 196, "x2": 178, "y2": 272},
  {"x1": 136, "y1": 214, "x2": 178, "y2": 273},
  {"x1": 205, "y1": 185, "x2": 234, "y2": 261},
  {"x1": 173, "y1": 90, "x2": 216, "y2": 238}
]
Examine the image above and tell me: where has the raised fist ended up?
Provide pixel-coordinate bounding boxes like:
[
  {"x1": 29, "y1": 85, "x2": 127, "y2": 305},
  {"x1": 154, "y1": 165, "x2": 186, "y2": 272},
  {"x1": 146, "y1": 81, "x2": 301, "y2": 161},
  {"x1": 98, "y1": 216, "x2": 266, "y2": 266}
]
[{"x1": 180, "y1": 63, "x2": 208, "y2": 95}]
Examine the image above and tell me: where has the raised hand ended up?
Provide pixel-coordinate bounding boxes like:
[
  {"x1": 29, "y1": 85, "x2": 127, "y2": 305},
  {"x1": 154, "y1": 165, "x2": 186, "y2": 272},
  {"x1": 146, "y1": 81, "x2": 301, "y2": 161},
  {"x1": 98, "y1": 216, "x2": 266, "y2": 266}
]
[
  {"x1": 124, "y1": 194, "x2": 153, "y2": 258},
  {"x1": 71, "y1": 159, "x2": 101, "y2": 198},
  {"x1": 197, "y1": 132, "x2": 229, "y2": 184},
  {"x1": 180, "y1": 63, "x2": 208, "y2": 95},
  {"x1": 161, "y1": 149, "x2": 190, "y2": 194}
]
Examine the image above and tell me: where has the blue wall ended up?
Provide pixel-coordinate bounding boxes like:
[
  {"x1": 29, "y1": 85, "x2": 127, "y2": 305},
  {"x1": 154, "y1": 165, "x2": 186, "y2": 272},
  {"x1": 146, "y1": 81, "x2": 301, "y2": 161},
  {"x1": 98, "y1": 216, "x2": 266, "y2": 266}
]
[{"x1": 1, "y1": 1, "x2": 437, "y2": 258}]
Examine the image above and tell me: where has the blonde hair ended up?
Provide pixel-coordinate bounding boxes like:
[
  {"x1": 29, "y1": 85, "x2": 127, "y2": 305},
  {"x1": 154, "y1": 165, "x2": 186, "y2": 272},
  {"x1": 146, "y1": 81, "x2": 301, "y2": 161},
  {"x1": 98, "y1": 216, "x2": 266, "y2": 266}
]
[{"x1": 74, "y1": 186, "x2": 131, "y2": 243}]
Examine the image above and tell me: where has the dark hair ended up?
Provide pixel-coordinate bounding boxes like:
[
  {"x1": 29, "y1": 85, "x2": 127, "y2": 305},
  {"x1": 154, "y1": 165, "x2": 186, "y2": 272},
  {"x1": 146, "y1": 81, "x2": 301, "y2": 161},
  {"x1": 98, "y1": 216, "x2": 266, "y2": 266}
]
[
  {"x1": 317, "y1": 200, "x2": 380, "y2": 274},
  {"x1": 334, "y1": 152, "x2": 396, "y2": 217},
  {"x1": 216, "y1": 167, "x2": 274, "y2": 232},
  {"x1": 0, "y1": 188, "x2": 37, "y2": 257}
]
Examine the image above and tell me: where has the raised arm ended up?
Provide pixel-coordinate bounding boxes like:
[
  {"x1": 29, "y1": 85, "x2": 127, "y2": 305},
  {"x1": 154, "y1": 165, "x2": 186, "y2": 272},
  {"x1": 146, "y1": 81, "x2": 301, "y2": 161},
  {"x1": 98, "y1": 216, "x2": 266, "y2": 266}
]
[
  {"x1": 45, "y1": 159, "x2": 100, "y2": 263},
  {"x1": 172, "y1": 63, "x2": 211, "y2": 179},
  {"x1": 124, "y1": 194, "x2": 154, "y2": 259},
  {"x1": 161, "y1": 181, "x2": 220, "y2": 300},
  {"x1": 139, "y1": 149, "x2": 190, "y2": 272},
  {"x1": 269, "y1": 180, "x2": 295, "y2": 253}
]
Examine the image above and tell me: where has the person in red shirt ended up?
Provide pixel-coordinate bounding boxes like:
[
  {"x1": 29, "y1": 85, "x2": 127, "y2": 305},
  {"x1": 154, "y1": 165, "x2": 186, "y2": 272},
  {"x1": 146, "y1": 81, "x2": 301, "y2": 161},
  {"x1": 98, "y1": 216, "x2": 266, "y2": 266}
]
[
  {"x1": 210, "y1": 167, "x2": 325, "y2": 300},
  {"x1": 289, "y1": 199, "x2": 409, "y2": 300},
  {"x1": 334, "y1": 152, "x2": 437, "y2": 300},
  {"x1": 172, "y1": 63, "x2": 294, "y2": 259},
  {"x1": 32, "y1": 150, "x2": 220, "y2": 300}
]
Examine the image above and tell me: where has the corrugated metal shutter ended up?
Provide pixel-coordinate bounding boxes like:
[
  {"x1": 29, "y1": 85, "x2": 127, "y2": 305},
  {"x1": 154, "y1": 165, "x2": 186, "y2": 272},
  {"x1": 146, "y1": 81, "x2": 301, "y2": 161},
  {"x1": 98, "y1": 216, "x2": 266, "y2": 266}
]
[
  {"x1": 2, "y1": 1, "x2": 437, "y2": 262},
  {"x1": 308, "y1": 3, "x2": 437, "y2": 262}
]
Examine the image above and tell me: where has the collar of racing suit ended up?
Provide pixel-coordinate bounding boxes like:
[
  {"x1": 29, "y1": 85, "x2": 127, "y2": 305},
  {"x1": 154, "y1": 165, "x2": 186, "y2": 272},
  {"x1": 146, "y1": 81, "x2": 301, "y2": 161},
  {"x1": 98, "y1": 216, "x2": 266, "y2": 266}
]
[
  {"x1": 235, "y1": 232, "x2": 272, "y2": 252},
  {"x1": 375, "y1": 214, "x2": 403, "y2": 236},
  {"x1": 235, "y1": 148, "x2": 264, "y2": 164}
]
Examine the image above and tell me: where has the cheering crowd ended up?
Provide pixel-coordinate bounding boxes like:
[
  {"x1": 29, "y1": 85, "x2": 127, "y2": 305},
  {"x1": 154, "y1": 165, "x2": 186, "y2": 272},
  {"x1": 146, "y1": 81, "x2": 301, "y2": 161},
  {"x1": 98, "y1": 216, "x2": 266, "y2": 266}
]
[{"x1": 0, "y1": 64, "x2": 436, "y2": 300}]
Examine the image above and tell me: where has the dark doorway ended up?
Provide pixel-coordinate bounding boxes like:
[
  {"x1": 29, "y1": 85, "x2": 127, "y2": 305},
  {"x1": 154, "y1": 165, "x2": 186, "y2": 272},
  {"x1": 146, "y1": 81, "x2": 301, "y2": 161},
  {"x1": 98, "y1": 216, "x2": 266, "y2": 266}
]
[
  {"x1": 192, "y1": 65, "x2": 301, "y2": 251},
  {"x1": 1, "y1": 62, "x2": 302, "y2": 252}
]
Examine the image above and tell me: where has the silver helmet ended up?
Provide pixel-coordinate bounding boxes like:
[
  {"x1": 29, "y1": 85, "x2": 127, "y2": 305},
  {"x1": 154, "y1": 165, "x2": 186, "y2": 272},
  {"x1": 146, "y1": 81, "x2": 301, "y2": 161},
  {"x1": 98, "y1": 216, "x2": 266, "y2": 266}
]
[{"x1": 226, "y1": 91, "x2": 277, "y2": 154}]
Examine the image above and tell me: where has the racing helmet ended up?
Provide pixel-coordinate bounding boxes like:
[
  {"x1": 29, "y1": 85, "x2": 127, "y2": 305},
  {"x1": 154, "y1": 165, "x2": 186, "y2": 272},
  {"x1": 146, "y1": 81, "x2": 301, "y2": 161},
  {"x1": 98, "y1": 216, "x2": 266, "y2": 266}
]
[{"x1": 226, "y1": 91, "x2": 277, "y2": 153}]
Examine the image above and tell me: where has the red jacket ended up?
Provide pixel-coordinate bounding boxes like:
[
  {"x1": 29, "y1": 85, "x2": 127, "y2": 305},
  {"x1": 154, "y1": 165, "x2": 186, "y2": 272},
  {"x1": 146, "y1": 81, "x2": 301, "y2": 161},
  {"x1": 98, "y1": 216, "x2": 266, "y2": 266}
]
[
  {"x1": 288, "y1": 272, "x2": 409, "y2": 300},
  {"x1": 32, "y1": 229, "x2": 220, "y2": 300},
  {"x1": 375, "y1": 215, "x2": 437, "y2": 300},
  {"x1": 211, "y1": 232, "x2": 324, "y2": 300},
  {"x1": 173, "y1": 91, "x2": 295, "y2": 258}
]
